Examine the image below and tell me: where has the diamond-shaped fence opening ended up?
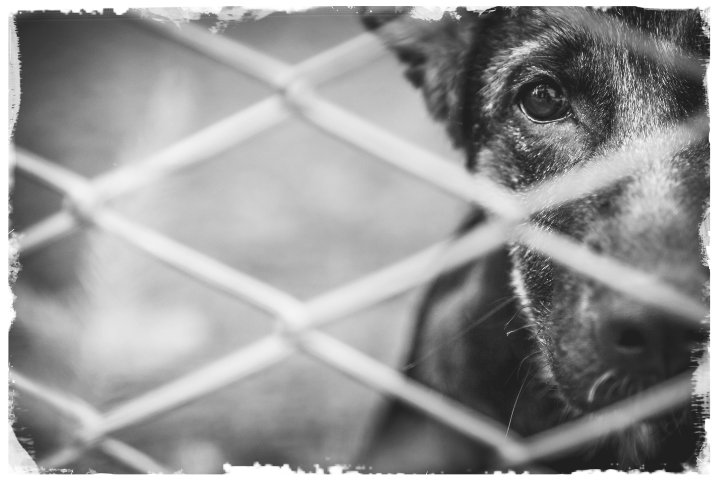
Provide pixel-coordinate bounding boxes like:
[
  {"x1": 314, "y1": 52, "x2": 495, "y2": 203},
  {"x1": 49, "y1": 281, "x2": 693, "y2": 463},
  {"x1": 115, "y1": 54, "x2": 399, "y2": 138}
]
[{"x1": 9, "y1": 8, "x2": 708, "y2": 474}]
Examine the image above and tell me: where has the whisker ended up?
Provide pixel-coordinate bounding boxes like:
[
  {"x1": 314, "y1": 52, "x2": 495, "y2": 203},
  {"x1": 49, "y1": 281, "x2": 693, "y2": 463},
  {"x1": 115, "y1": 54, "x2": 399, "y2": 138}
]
[
  {"x1": 402, "y1": 296, "x2": 516, "y2": 371},
  {"x1": 505, "y1": 323, "x2": 535, "y2": 336},
  {"x1": 517, "y1": 350, "x2": 542, "y2": 372},
  {"x1": 504, "y1": 349, "x2": 542, "y2": 385},
  {"x1": 503, "y1": 304, "x2": 534, "y2": 330},
  {"x1": 506, "y1": 367, "x2": 532, "y2": 437}
]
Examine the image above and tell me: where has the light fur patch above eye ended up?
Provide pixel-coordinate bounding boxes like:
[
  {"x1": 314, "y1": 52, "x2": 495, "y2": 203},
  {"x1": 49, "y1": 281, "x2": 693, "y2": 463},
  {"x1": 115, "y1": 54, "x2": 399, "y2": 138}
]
[{"x1": 481, "y1": 40, "x2": 543, "y2": 116}]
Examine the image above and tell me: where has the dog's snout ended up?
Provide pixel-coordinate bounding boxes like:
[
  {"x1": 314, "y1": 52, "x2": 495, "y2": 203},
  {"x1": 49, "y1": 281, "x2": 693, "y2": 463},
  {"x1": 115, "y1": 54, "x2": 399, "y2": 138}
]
[{"x1": 598, "y1": 314, "x2": 703, "y2": 378}]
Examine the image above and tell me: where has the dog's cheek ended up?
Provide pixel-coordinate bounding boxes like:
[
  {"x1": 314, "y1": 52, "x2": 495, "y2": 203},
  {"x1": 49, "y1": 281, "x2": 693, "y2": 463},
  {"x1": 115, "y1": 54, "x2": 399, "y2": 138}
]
[
  {"x1": 514, "y1": 127, "x2": 594, "y2": 190},
  {"x1": 472, "y1": 118, "x2": 591, "y2": 191}
]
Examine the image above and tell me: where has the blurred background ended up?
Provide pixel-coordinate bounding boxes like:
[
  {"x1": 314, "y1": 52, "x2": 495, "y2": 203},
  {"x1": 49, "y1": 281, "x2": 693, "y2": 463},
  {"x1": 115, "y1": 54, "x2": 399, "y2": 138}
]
[{"x1": 10, "y1": 8, "x2": 467, "y2": 473}]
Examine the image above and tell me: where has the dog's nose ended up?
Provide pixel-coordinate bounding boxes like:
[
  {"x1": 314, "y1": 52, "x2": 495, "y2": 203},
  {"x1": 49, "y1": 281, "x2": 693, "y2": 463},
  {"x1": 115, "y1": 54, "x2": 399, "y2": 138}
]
[{"x1": 598, "y1": 315, "x2": 705, "y2": 377}]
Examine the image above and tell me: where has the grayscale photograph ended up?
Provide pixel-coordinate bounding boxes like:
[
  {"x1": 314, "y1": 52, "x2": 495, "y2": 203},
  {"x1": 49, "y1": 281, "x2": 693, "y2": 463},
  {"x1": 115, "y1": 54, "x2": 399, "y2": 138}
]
[{"x1": 8, "y1": 6, "x2": 710, "y2": 474}]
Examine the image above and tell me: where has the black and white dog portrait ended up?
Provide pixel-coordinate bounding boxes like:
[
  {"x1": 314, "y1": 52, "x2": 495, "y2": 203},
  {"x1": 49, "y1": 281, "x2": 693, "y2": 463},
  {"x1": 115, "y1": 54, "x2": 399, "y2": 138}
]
[{"x1": 9, "y1": 6, "x2": 710, "y2": 475}]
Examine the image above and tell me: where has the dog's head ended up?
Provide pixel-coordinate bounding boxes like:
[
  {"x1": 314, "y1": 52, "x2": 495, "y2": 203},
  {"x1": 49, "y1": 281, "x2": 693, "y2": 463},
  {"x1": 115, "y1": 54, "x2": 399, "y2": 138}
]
[{"x1": 365, "y1": 6, "x2": 708, "y2": 461}]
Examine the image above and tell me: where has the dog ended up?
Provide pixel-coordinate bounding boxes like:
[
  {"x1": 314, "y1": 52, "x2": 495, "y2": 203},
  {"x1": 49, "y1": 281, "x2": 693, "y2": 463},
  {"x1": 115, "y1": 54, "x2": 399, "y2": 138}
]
[{"x1": 359, "y1": 7, "x2": 709, "y2": 473}]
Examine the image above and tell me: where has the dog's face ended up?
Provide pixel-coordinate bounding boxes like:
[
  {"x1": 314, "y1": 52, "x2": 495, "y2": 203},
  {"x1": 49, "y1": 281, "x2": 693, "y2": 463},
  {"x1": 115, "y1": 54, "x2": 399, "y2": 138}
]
[
  {"x1": 367, "y1": 5, "x2": 708, "y2": 454},
  {"x1": 466, "y1": 7, "x2": 709, "y2": 409}
]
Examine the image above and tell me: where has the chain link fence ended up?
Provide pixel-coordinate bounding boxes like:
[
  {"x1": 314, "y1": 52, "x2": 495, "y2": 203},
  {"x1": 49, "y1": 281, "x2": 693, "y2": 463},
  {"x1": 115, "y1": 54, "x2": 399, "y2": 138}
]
[{"x1": 9, "y1": 8, "x2": 709, "y2": 473}]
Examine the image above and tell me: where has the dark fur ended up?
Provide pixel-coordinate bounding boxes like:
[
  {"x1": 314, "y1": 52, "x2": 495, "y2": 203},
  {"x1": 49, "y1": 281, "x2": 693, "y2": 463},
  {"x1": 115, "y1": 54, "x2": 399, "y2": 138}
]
[{"x1": 360, "y1": 7, "x2": 709, "y2": 473}]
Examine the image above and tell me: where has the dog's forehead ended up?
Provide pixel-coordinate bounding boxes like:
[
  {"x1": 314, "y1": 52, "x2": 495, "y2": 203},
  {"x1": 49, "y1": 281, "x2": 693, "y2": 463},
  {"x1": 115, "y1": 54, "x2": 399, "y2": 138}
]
[
  {"x1": 476, "y1": 7, "x2": 707, "y2": 126},
  {"x1": 483, "y1": 8, "x2": 706, "y2": 75},
  {"x1": 509, "y1": 8, "x2": 707, "y2": 56}
]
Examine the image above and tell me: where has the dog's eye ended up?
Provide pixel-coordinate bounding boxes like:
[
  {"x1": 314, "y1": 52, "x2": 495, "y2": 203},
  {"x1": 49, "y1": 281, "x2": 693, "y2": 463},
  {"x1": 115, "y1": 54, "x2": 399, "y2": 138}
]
[{"x1": 518, "y1": 80, "x2": 570, "y2": 123}]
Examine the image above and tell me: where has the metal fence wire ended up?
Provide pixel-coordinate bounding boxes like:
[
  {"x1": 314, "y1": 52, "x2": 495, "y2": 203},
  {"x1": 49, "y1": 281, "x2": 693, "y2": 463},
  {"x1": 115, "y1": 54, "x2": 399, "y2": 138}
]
[{"x1": 9, "y1": 8, "x2": 709, "y2": 474}]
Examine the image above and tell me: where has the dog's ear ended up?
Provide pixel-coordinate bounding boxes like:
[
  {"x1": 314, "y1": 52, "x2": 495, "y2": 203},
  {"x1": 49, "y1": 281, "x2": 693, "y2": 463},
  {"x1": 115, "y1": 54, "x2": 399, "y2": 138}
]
[{"x1": 361, "y1": 7, "x2": 480, "y2": 143}]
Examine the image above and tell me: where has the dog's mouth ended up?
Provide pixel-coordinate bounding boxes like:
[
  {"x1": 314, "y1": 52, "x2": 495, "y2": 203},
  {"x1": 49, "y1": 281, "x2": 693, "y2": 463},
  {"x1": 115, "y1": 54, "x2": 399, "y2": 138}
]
[
  {"x1": 578, "y1": 366, "x2": 700, "y2": 468},
  {"x1": 567, "y1": 329, "x2": 703, "y2": 413},
  {"x1": 584, "y1": 369, "x2": 661, "y2": 409}
]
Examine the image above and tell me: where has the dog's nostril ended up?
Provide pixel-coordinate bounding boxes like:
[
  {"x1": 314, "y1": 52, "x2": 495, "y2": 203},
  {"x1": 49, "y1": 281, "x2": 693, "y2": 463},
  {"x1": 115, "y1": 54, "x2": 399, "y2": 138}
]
[
  {"x1": 614, "y1": 325, "x2": 647, "y2": 353},
  {"x1": 599, "y1": 315, "x2": 702, "y2": 377},
  {"x1": 600, "y1": 317, "x2": 655, "y2": 358}
]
